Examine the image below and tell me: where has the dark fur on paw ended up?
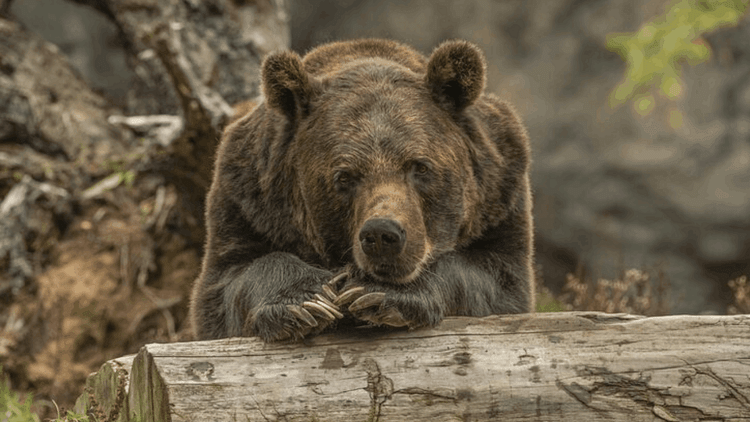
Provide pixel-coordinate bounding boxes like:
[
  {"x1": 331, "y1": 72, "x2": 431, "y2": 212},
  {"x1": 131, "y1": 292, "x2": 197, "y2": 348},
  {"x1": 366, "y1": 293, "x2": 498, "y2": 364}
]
[{"x1": 247, "y1": 278, "x2": 346, "y2": 342}]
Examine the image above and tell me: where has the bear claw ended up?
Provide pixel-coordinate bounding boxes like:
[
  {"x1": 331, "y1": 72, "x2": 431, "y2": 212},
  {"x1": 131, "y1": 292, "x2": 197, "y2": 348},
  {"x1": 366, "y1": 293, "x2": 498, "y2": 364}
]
[
  {"x1": 313, "y1": 294, "x2": 345, "y2": 319},
  {"x1": 348, "y1": 292, "x2": 386, "y2": 312},
  {"x1": 328, "y1": 272, "x2": 349, "y2": 289},
  {"x1": 358, "y1": 307, "x2": 409, "y2": 328},
  {"x1": 303, "y1": 300, "x2": 338, "y2": 321},
  {"x1": 334, "y1": 286, "x2": 366, "y2": 306},
  {"x1": 321, "y1": 284, "x2": 338, "y2": 301},
  {"x1": 343, "y1": 292, "x2": 411, "y2": 327},
  {"x1": 281, "y1": 292, "x2": 345, "y2": 339},
  {"x1": 286, "y1": 304, "x2": 318, "y2": 327}
]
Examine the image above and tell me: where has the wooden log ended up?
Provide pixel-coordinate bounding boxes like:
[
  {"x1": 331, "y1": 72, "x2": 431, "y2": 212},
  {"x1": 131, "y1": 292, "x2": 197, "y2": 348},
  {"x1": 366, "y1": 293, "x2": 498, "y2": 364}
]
[{"x1": 75, "y1": 312, "x2": 750, "y2": 421}]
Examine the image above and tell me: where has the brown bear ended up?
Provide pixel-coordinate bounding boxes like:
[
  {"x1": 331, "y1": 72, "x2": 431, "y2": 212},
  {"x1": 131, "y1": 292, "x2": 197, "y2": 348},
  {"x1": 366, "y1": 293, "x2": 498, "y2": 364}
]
[{"x1": 190, "y1": 39, "x2": 535, "y2": 342}]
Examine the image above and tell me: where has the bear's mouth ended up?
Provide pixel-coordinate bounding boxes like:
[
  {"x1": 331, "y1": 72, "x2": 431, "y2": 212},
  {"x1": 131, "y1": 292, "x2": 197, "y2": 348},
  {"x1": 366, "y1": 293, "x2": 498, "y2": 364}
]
[
  {"x1": 353, "y1": 232, "x2": 433, "y2": 284},
  {"x1": 365, "y1": 261, "x2": 424, "y2": 284},
  {"x1": 372, "y1": 264, "x2": 397, "y2": 278}
]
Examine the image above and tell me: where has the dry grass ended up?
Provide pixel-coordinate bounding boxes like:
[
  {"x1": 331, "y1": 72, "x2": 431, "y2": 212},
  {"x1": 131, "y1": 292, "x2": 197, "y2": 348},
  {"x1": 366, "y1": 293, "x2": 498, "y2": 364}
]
[
  {"x1": 556, "y1": 268, "x2": 671, "y2": 316},
  {"x1": 728, "y1": 275, "x2": 749, "y2": 315}
]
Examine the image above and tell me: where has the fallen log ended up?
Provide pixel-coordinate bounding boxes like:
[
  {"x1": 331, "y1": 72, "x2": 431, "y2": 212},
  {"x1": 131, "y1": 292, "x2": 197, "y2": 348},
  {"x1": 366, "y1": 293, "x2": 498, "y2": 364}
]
[{"x1": 74, "y1": 312, "x2": 750, "y2": 421}]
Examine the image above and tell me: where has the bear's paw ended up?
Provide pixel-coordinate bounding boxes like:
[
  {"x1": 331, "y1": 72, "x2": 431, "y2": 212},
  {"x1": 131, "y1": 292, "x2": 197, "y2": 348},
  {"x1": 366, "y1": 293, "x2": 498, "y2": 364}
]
[
  {"x1": 248, "y1": 278, "x2": 346, "y2": 342},
  {"x1": 335, "y1": 282, "x2": 443, "y2": 329}
]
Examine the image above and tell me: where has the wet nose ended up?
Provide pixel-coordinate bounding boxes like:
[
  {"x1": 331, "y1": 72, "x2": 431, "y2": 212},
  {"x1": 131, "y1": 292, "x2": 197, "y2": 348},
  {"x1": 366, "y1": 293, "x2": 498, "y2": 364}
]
[{"x1": 359, "y1": 218, "x2": 405, "y2": 258}]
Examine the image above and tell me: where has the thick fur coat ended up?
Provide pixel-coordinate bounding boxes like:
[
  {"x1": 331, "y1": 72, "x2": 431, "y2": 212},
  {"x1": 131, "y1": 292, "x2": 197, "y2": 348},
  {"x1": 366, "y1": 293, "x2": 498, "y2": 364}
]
[{"x1": 190, "y1": 39, "x2": 535, "y2": 342}]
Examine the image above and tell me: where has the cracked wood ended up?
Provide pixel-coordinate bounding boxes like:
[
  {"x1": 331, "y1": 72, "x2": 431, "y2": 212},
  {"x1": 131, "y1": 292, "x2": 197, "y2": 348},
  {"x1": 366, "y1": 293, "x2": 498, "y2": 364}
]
[{"x1": 76, "y1": 312, "x2": 750, "y2": 421}]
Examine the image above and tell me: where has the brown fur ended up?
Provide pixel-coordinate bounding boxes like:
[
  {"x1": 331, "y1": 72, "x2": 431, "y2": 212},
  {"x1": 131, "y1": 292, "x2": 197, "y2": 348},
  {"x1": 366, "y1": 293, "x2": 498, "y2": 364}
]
[
  {"x1": 227, "y1": 99, "x2": 260, "y2": 125},
  {"x1": 190, "y1": 39, "x2": 535, "y2": 342}
]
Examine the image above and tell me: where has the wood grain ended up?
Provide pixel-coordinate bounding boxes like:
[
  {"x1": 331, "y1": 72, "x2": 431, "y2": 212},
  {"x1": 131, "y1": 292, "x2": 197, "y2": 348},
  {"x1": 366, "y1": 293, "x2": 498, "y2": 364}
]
[{"x1": 76, "y1": 312, "x2": 750, "y2": 421}]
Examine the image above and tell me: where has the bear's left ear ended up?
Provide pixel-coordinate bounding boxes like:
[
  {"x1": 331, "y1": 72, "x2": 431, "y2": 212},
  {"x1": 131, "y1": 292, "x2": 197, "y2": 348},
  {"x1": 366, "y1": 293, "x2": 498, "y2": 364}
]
[
  {"x1": 425, "y1": 40, "x2": 486, "y2": 113},
  {"x1": 262, "y1": 51, "x2": 319, "y2": 122}
]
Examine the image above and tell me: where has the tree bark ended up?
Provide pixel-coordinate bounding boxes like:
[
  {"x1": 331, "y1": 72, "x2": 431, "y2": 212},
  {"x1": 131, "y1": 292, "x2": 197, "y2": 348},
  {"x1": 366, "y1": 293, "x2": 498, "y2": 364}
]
[
  {"x1": 75, "y1": 312, "x2": 750, "y2": 421},
  {"x1": 92, "y1": 0, "x2": 290, "y2": 243}
]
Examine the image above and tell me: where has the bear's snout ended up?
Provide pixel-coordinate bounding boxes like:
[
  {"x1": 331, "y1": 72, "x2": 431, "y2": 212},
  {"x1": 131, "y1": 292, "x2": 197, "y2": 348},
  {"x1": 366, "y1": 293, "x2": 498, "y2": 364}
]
[
  {"x1": 351, "y1": 183, "x2": 430, "y2": 284},
  {"x1": 359, "y1": 218, "x2": 406, "y2": 258}
]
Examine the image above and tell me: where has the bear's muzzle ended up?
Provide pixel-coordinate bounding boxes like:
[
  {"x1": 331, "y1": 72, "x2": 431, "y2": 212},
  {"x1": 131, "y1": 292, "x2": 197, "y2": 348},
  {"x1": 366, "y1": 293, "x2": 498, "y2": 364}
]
[{"x1": 359, "y1": 218, "x2": 406, "y2": 258}]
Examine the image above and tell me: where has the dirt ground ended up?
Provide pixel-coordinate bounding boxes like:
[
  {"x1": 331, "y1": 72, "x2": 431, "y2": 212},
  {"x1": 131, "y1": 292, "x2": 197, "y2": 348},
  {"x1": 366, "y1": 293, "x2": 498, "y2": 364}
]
[{"x1": 1, "y1": 172, "x2": 200, "y2": 417}]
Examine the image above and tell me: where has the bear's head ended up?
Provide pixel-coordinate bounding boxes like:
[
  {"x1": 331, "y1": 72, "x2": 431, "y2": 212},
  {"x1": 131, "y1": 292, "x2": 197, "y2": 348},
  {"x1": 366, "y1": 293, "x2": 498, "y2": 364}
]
[{"x1": 260, "y1": 40, "x2": 504, "y2": 284}]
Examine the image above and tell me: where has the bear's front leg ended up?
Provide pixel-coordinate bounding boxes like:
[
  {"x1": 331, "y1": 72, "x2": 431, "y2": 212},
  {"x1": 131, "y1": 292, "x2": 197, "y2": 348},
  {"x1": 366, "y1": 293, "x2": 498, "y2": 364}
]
[
  {"x1": 333, "y1": 247, "x2": 533, "y2": 329},
  {"x1": 245, "y1": 254, "x2": 347, "y2": 342},
  {"x1": 194, "y1": 252, "x2": 345, "y2": 342}
]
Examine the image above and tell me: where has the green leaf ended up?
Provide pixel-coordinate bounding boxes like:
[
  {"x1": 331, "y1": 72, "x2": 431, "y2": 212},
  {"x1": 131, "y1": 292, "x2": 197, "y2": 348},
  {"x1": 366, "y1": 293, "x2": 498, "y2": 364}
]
[{"x1": 607, "y1": 0, "x2": 749, "y2": 114}]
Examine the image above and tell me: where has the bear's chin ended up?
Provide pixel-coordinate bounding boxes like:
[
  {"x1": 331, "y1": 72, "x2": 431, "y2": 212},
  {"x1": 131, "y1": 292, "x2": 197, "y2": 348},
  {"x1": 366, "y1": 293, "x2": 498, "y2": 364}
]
[
  {"x1": 353, "y1": 239, "x2": 434, "y2": 285},
  {"x1": 360, "y1": 260, "x2": 426, "y2": 285}
]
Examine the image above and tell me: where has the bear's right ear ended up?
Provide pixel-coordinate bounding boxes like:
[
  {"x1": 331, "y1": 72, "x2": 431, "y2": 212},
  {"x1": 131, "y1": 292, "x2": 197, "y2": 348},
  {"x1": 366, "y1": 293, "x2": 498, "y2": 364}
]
[{"x1": 262, "y1": 51, "x2": 318, "y2": 122}]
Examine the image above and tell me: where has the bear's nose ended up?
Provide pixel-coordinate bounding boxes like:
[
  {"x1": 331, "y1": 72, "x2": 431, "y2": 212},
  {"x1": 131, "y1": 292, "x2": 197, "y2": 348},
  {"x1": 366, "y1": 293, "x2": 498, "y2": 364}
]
[{"x1": 359, "y1": 218, "x2": 406, "y2": 258}]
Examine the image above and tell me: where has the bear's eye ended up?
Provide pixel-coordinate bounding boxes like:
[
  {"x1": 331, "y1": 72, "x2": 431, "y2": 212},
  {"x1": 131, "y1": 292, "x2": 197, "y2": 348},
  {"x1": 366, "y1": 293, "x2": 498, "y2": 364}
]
[
  {"x1": 411, "y1": 161, "x2": 431, "y2": 177},
  {"x1": 334, "y1": 171, "x2": 356, "y2": 190}
]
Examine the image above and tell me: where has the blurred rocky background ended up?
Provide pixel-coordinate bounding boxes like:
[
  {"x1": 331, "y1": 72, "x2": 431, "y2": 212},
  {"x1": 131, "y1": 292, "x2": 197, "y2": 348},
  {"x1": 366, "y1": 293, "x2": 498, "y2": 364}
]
[{"x1": 1, "y1": 0, "x2": 748, "y2": 416}]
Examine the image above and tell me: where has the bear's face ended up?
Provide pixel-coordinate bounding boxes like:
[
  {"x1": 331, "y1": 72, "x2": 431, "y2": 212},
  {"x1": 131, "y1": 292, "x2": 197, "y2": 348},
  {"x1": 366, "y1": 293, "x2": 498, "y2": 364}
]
[
  {"x1": 261, "y1": 41, "x2": 487, "y2": 284},
  {"x1": 295, "y1": 65, "x2": 479, "y2": 282}
]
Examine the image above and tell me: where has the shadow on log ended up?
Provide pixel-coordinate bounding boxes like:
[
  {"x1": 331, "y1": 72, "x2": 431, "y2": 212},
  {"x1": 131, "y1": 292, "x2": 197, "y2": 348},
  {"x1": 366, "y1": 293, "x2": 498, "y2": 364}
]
[{"x1": 74, "y1": 312, "x2": 750, "y2": 421}]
